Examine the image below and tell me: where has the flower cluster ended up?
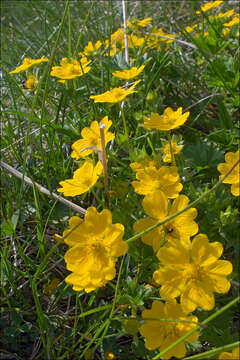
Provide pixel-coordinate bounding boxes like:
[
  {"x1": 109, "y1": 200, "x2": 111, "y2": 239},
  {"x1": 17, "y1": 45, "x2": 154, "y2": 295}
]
[
  {"x1": 57, "y1": 116, "x2": 114, "y2": 197},
  {"x1": 129, "y1": 102, "x2": 234, "y2": 355},
  {"x1": 196, "y1": 1, "x2": 223, "y2": 14},
  {"x1": 9, "y1": 56, "x2": 48, "y2": 91},
  {"x1": 188, "y1": 1, "x2": 238, "y2": 39},
  {"x1": 23, "y1": 12, "x2": 237, "y2": 358},
  {"x1": 63, "y1": 207, "x2": 128, "y2": 292}
]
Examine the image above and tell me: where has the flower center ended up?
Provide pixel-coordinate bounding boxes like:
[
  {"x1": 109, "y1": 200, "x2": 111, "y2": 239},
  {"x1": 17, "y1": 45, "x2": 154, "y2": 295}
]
[
  {"x1": 90, "y1": 240, "x2": 105, "y2": 255},
  {"x1": 184, "y1": 264, "x2": 201, "y2": 281}
]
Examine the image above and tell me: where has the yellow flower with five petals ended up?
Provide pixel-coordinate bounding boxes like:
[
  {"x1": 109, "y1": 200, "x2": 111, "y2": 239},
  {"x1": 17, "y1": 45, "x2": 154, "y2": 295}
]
[
  {"x1": 79, "y1": 40, "x2": 102, "y2": 57},
  {"x1": 140, "y1": 299, "x2": 199, "y2": 358},
  {"x1": 134, "y1": 191, "x2": 198, "y2": 253},
  {"x1": 217, "y1": 150, "x2": 240, "y2": 196},
  {"x1": 9, "y1": 56, "x2": 48, "y2": 74},
  {"x1": 90, "y1": 80, "x2": 140, "y2": 103},
  {"x1": 57, "y1": 161, "x2": 102, "y2": 196},
  {"x1": 143, "y1": 107, "x2": 190, "y2": 131},
  {"x1": 153, "y1": 233, "x2": 233, "y2": 312},
  {"x1": 112, "y1": 65, "x2": 145, "y2": 80},
  {"x1": 63, "y1": 207, "x2": 128, "y2": 292},
  {"x1": 50, "y1": 57, "x2": 91, "y2": 80},
  {"x1": 132, "y1": 164, "x2": 183, "y2": 198},
  {"x1": 71, "y1": 116, "x2": 114, "y2": 159}
]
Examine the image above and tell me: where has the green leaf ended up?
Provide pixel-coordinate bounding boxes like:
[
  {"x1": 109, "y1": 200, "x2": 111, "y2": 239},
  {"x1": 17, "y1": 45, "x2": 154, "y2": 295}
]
[
  {"x1": 183, "y1": 140, "x2": 224, "y2": 169},
  {"x1": 216, "y1": 97, "x2": 233, "y2": 129}
]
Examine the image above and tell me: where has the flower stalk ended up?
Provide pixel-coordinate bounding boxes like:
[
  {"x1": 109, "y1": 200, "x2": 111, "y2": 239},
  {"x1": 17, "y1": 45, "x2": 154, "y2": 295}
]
[
  {"x1": 100, "y1": 124, "x2": 109, "y2": 208},
  {"x1": 168, "y1": 132, "x2": 176, "y2": 165},
  {"x1": 119, "y1": 103, "x2": 131, "y2": 153}
]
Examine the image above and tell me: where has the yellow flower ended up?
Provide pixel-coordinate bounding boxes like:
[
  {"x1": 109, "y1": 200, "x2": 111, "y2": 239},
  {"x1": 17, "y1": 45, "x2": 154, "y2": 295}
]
[
  {"x1": 161, "y1": 139, "x2": 183, "y2": 163},
  {"x1": 153, "y1": 234, "x2": 233, "y2": 312},
  {"x1": 127, "y1": 17, "x2": 152, "y2": 29},
  {"x1": 63, "y1": 207, "x2": 128, "y2": 292},
  {"x1": 110, "y1": 28, "x2": 125, "y2": 45},
  {"x1": 136, "y1": 17, "x2": 152, "y2": 27},
  {"x1": 50, "y1": 57, "x2": 91, "y2": 80},
  {"x1": 90, "y1": 80, "x2": 140, "y2": 103},
  {"x1": 132, "y1": 164, "x2": 183, "y2": 198},
  {"x1": 57, "y1": 161, "x2": 102, "y2": 196},
  {"x1": 219, "y1": 347, "x2": 240, "y2": 359},
  {"x1": 79, "y1": 40, "x2": 102, "y2": 57},
  {"x1": 134, "y1": 191, "x2": 198, "y2": 253},
  {"x1": 194, "y1": 31, "x2": 209, "y2": 38},
  {"x1": 147, "y1": 28, "x2": 175, "y2": 50},
  {"x1": 127, "y1": 34, "x2": 145, "y2": 48},
  {"x1": 143, "y1": 107, "x2": 190, "y2": 131},
  {"x1": 217, "y1": 150, "x2": 240, "y2": 196},
  {"x1": 196, "y1": 1, "x2": 223, "y2": 14},
  {"x1": 112, "y1": 65, "x2": 145, "y2": 80},
  {"x1": 71, "y1": 116, "x2": 114, "y2": 159},
  {"x1": 104, "y1": 28, "x2": 125, "y2": 56},
  {"x1": 104, "y1": 352, "x2": 115, "y2": 360},
  {"x1": 214, "y1": 9, "x2": 235, "y2": 19},
  {"x1": 185, "y1": 24, "x2": 197, "y2": 33},
  {"x1": 222, "y1": 28, "x2": 230, "y2": 36},
  {"x1": 130, "y1": 159, "x2": 159, "y2": 173},
  {"x1": 224, "y1": 14, "x2": 240, "y2": 27},
  {"x1": 22, "y1": 74, "x2": 38, "y2": 91},
  {"x1": 140, "y1": 299, "x2": 199, "y2": 358},
  {"x1": 9, "y1": 56, "x2": 48, "y2": 74}
]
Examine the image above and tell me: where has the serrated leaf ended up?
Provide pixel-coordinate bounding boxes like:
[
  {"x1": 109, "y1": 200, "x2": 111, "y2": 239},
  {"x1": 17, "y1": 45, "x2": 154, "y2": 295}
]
[{"x1": 183, "y1": 141, "x2": 224, "y2": 169}]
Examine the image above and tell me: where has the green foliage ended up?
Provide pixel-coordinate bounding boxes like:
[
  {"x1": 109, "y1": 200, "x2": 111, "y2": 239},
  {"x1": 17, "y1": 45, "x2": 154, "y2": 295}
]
[
  {"x1": 1, "y1": 0, "x2": 239, "y2": 359},
  {"x1": 183, "y1": 140, "x2": 224, "y2": 170}
]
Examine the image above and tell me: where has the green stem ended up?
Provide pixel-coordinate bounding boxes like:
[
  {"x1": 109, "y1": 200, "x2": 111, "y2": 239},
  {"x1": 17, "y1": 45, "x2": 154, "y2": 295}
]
[
  {"x1": 126, "y1": 158, "x2": 240, "y2": 244},
  {"x1": 73, "y1": 2, "x2": 94, "y2": 58},
  {"x1": 100, "y1": 124, "x2": 110, "y2": 208},
  {"x1": 119, "y1": 103, "x2": 130, "y2": 153},
  {"x1": 109, "y1": 256, "x2": 125, "y2": 319},
  {"x1": 31, "y1": 217, "x2": 83, "y2": 358},
  {"x1": 184, "y1": 341, "x2": 240, "y2": 360},
  {"x1": 168, "y1": 132, "x2": 176, "y2": 165},
  {"x1": 68, "y1": 6, "x2": 71, "y2": 58}
]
